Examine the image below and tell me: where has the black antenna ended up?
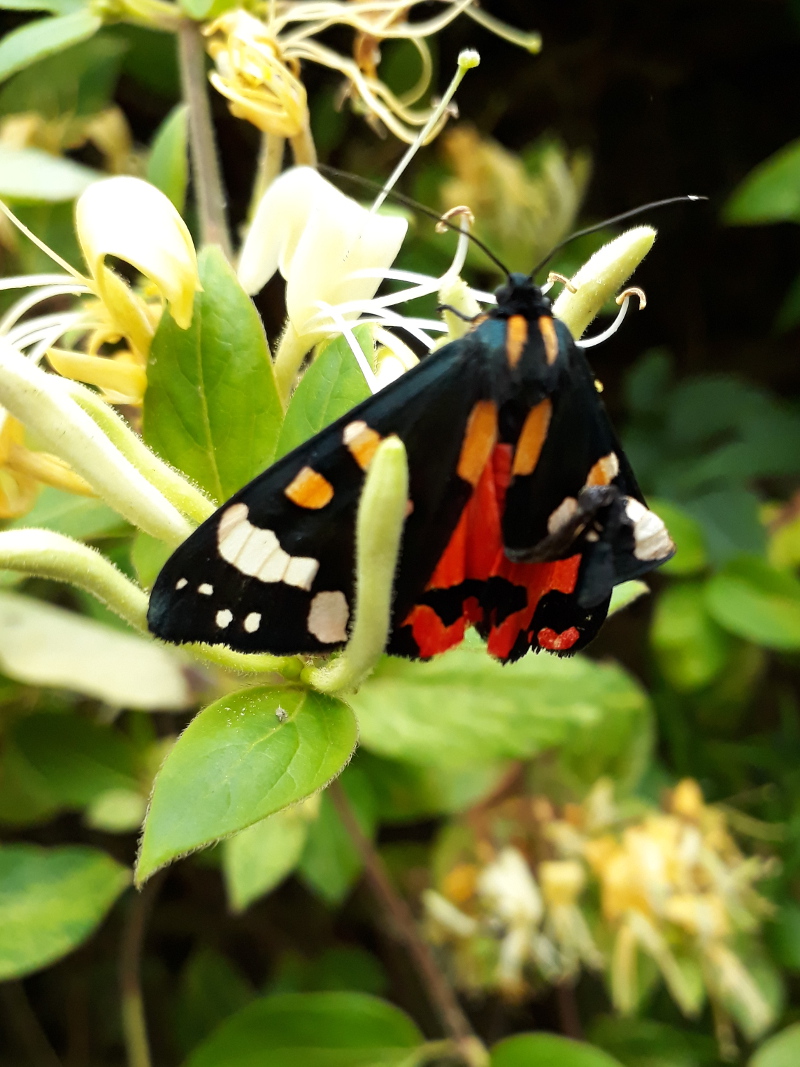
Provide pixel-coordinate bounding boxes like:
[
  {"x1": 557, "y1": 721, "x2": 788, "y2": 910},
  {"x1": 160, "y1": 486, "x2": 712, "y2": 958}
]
[
  {"x1": 529, "y1": 195, "x2": 708, "y2": 278},
  {"x1": 318, "y1": 163, "x2": 512, "y2": 280}
]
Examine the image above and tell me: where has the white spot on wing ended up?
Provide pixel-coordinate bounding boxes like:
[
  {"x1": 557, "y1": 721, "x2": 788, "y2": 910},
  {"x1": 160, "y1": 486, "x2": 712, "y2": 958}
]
[
  {"x1": 307, "y1": 591, "x2": 349, "y2": 643},
  {"x1": 218, "y1": 503, "x2": 318, "y2": 588},
  {"x1": 198, "y1": 582, "x2": 214, "y2": 595},
  {"x1": 244, "y1": 612, "x2": 261, "y2": 633},
  {"x1": 547, "y1": 497, "x2": 578, "y2": 534},
  {"x1": 175, "y1": 578, "x2": 187, "y2": 590},
  {"x1": 284, "y1": 556, "x2": 319, "y2": 591},
  {"x1": 625, "y1": 498, "x2": 674, "y2": 561},
  {"x1": 343, "y1": 420, "x2": 367, "y2": 445},
  {"x1": 215, "y1": 608, "x2": 233, "y2": 629}
]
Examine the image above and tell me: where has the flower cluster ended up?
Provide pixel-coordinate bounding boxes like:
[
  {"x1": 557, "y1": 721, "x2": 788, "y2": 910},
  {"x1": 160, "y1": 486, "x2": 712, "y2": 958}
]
[
  {"x1": 424, "y1": 779, "x2": 777, "y2": 1054},
  {"x1": 204, "y1": 1, "x2": 540, "y2": 150}
]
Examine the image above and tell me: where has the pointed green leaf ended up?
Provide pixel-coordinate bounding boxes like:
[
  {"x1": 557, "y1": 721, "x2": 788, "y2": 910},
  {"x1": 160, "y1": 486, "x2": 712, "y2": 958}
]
[
  {"x1": 751, "y1": 1023, "x2": 800, "y2": 1067},
  {"x1": 724, "y1": 139, "x2": 800, "y2": 225},
  {"x1": 491, "y1": 1034, "x2": 625, "y2": 1067},
  {"x1": 146, "y1": 103, "x2": 188, "y2": 212},
  {"x1": 136, "y1": 687, "x2": 357, "y2": 883},
  {"x1": 0, "y1": 844, "x2": 129, "y2": 979},
  {"x1": 144, "y1": 245, "x2": 282, "y2": 503},
  {"x1": 0, "y1": 12, "x2": 101, "y2": 84},
  {"x1": 223, "y1": 807, "x2": 310, "y2": 912},
  {"x1": 706, "y1": 556, "x2": 800, "y2": 649},
  {"x1": 184, "y1": 992, "x2": 423, "y2": 1067},
  {"x1": 275, "y1": 328, "x2": 373, "y2": 458}
]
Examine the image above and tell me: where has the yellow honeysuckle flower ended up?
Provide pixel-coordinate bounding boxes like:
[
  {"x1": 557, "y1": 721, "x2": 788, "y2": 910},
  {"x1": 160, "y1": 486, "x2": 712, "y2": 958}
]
[
  {"x1": 0, "y1": 176, "x2": 200, "y2": 414},
  {"x1": 204, "y1": 1, "x2": 539, "y2": 147}
]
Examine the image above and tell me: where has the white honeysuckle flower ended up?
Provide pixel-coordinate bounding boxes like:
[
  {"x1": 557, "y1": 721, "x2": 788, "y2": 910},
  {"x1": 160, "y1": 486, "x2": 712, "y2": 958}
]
[
  {"x1": 75, "y1": 176, "x2": 200, "y2": 332},
  {"x1": 238, "y1": 166, "x2": 407, "y2": 343},
  {"x1": 477, "y1": 847, "x2": 544, "y2": 927}
]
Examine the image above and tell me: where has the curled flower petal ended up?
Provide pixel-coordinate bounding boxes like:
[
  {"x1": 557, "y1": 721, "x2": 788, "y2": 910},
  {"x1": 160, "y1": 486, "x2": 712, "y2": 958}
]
[
  {"x1": 238, "y1": 166, "x2": 407, "y2": 342},
  {"x1": 76, "y1": 176, "x2": 200, "y2": 331}
]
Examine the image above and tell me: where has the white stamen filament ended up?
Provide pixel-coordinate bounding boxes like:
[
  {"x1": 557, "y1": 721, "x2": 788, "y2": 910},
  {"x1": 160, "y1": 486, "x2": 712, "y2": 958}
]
[
  {"x1": 312, "y1": 301, "x2": 380, "y2": 393},
  {"x1": 576, "y1": 293, "x2": 635, "y2": 349}
]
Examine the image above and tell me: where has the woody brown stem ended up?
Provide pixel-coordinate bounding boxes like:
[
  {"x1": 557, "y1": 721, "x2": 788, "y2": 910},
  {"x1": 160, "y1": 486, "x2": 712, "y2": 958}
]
[{"x1": 329, "y1": 780, "x2": 487, "y2": 1066}]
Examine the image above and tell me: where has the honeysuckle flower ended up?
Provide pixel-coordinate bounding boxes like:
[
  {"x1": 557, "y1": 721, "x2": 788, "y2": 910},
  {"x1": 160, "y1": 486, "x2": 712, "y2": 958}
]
[
  {"x1": 0, "y1": 413, "x2": 95, "y2": 517},
  {"x1": 239, "y1": 165, "x2": 407, "y2": 396},
  {"x1": 0, "y1": 176, "x2": 200, "y2": 409},
  {"x1": 0, "y1": 106, "x2": 135, "y2": 175},
  {"x1": 204, "y1": 1, "x2": 539, "y2": 148},
  {"x1": 424, "y1": 778, "x2": 776, "y2": 1052}
]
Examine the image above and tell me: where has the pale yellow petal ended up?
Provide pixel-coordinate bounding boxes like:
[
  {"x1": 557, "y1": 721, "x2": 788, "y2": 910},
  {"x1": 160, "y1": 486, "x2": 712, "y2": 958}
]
[{"x1": 76, "y1": 176, "x2": 199, "y2": 330}]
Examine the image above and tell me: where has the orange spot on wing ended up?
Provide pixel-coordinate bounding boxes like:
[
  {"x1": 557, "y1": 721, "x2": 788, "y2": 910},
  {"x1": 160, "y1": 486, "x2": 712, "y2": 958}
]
[
  {"x1": 506, "y1": 314, "x2": 528, "y2": 367},
  {"x1": 456, "y1": 400, "x2": 498, "y2": 486},
  {"x1": 343, "y1": 420, "x2": 382, "y2": 470},
  {"x1": 512, "y1": 399, "x2": 552, "y2": 477},
  {"x1": 539, "y1": 315, "x2": 559, "y2": 365},
  {"x1": 586, "y1": 452, "x2": 619, "y2": 487},
  {"x1": 284, "y1": 466, "x2": 334, "y2": 509}
]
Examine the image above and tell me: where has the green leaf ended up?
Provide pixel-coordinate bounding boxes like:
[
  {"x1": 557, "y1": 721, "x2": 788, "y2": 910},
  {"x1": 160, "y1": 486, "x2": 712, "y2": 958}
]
[
  {"x1": 179, "y1": 0, "x2": 238, "y2": 19},
  {"x1": 706, "y1": 556, "x2": 800, "y2": 649},
  {"x1": 724, "y1": 139, "x2": 800, "y2": 225},
  {"x1": 588, "y1": 1016, "x2": 717, "y2": 1067},
  {"x1": 131, "y1": 530, "x2": 173, "y2": 591},
  {"x1": 184, "y1": 991, "x2": 423, "y2": 1067},
  {"x1": 0, "y1": 592, "x2": 191, "y2": 708},
  {"x1": 136, "y1": 687, "x2": 357, "y2": 883},
  {"x1": 0, "y1": 143, "x2": 98, "y2": 200},
  {"x1": 351, "y1": 643, "x2": 651, "y2": 786},
  {"x1": 0, "y1": 0, "x2": 85, "y2": 11},
  {"x1": 750, "y1": 1023, "x2": 800, "y2": 1067},
  {"x1": 174, "y1": 947, "x2": 254, "y2": 1054},
  {"x1": 223, "y1": 806, "x2": 310, "y2": 912},
  {"x1": 0, "y1": 11, "x2": 101, "y2": 84},
  {"x1": 13, "y1": 713, "x2": 139, "y2": 808},
  {"x1": 650, "y1": 499, "x2": 708, "y2": 576},
  {"x1": 0, "y1": 33, "x2": 127, "y2": 119},
  {"x1": 146, "y1": 103, "x2": 188, "y2": 213},
  {"x1": 275, "y1": 328, "x2": 373, "y2": 458},
  {"x1": 491, "y1": 1034, "x2": 625, "y2": 1067},
  {"x1": 0, "y1": 844, "x2": 129, "y2": 979},
  {"x1": 0, "y1": 739, "x2": 60, "y2": 826},
  {"x1": 10, "y1": 486, "x2": 127, "y2": 539},
  {"x1": 651, "y1": 582, "x2": 733, "y2": 691},
  {"x1": 298, "y1": 767, "x2": 376, "y2": 904},
  {"x1": 144, "y1": 245, "x2": 282, "y2": 504}
]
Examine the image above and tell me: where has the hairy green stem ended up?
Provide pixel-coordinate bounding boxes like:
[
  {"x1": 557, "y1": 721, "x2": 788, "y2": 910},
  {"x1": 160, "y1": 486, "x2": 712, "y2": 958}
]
[
  {"x1": 178, "y1": 20, "x2": 233, "y2": 260},
  {"x1": 0, "y1": 343, "x2": 191, "y2": 545},
  {"x1": 60, "y1": 380, "x2": 214, "y2": 526},
  {"x1": 303, "y1": 437, "x2": 408, "y2": 695}
]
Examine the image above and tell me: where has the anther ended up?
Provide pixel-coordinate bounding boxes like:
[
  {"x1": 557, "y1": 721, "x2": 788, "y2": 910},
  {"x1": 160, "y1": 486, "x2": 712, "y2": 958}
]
[
  {"x1": 616, "y1": 286, "x2": 646, "y2": 309},
  {"x1": 436, "y1": 205, "x2": 475, "y2": 234},
  {"x1": 546, "y1": 271, "x2": 578, "y2": 293}
]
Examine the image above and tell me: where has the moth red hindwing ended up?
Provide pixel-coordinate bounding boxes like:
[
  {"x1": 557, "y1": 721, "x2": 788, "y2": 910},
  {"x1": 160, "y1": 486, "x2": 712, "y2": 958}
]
[{"x1": 148, "y1": 273, "x2": 674, "y2": 663}]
